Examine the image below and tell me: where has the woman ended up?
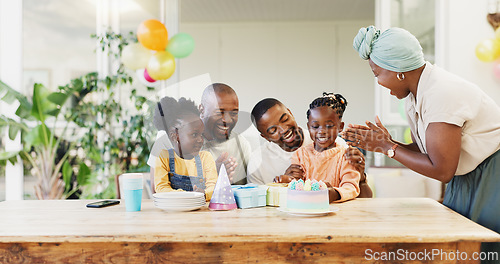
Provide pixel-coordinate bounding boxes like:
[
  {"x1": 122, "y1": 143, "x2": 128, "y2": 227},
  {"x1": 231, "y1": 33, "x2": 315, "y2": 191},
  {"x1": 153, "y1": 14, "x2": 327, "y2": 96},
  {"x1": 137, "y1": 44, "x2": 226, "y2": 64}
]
[{"x1": 344, "y1": 25, "x2": 500, "y2": 252}]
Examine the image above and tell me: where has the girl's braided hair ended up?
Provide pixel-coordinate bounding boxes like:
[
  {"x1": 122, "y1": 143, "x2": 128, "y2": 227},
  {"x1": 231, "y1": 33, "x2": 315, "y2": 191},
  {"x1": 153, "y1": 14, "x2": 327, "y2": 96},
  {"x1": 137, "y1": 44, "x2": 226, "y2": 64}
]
[
  {"x1": 306, "y1": 92, "x2": 348, "y2": 119},
  {"x1": 153, "y1": 96, "x2": 199, "y2": 132}
]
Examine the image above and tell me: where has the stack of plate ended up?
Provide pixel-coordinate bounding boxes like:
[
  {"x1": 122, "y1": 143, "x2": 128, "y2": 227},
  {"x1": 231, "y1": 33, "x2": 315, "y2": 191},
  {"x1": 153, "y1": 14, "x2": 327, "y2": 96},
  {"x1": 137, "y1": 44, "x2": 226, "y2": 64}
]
[{"x1": 153, "y1": 192, "x2": 206, "y2": 212}]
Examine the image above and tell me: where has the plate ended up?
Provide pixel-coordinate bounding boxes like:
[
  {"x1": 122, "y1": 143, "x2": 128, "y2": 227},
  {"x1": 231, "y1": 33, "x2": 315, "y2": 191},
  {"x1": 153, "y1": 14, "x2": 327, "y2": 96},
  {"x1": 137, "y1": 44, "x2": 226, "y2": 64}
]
[
  {"x1": 154, "y1": 204, "x2": 204, "y2": 212},
  {"x1": 154, "y1": 201, "x2": 206, "y2": 207},
  {"x1": 277, "y1": 206, "x2": 339, "y2": 217},
  {"x1": 153, "y1": 192, "x2": 205, "y2": 199}
]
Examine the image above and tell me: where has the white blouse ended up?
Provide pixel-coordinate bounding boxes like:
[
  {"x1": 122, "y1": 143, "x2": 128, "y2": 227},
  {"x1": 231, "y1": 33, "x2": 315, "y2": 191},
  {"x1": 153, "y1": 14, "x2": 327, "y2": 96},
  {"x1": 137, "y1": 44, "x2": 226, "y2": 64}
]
[{"x1": 405, "y1": 62, "x2": 500, "y2": 175}]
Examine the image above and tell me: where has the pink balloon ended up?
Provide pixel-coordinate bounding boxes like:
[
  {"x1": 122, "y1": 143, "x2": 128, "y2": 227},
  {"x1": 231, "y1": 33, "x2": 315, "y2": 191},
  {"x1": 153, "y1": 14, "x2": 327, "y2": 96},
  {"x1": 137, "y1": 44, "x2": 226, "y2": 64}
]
[
  {"x1": 135, "y1": 69, "x2": 160, "y2": 88},
  {"x1": 144, "y1": 68, "x2": 156, "y2": 82},
  {"x1": 494, "y1": 62, "x2": 500, "y2": 80}
]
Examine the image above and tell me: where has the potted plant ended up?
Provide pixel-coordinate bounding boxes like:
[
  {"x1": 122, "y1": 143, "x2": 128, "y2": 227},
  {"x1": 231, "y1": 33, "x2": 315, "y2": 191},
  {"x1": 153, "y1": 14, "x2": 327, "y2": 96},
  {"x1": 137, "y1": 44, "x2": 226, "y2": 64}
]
[{"x1": 0, "y1": 78, "x2": 92, "y2": 199}]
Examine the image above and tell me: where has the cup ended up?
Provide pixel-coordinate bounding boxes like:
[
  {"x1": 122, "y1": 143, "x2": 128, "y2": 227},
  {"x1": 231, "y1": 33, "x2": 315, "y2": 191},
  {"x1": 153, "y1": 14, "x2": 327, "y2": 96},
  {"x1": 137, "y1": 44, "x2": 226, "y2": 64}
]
[{"x1": 121, "y1": 173, "x2": 143, "y2": 212}]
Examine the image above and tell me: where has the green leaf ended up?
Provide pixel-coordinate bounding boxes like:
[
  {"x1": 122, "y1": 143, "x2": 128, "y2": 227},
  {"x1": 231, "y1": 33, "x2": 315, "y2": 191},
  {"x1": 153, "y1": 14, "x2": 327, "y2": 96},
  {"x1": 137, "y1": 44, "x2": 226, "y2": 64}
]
[
  {"x1": 24, "y1": 124, "x2": 52, "y2": 148},
  {"x1": 31, "y1": 83, "x2": 59, "y2": 121},
  {"x1": 46, "y1": 109, "x2": 61, "y2": 116},
  {"x1": 0, "y1": 151, "x2": 20, "y2": 165},
  {"x1": 8, "y1": 125, "x2": 20, "y2": 140},
  {"x1": 1, "y1": 92, "x2": 16, "y2": 104},
  {"x1": 89, "y1": 147, "x2": 103, "y2": 163},
  {"x1": 15, "y1": 103, "x2": 34, "y2": 120},
  {"x1": 77, "y1": 163, "x2": 91, "y2": 186},
  {"x1": 62, "y1": 161, "x2": 73, "y2": 192},
  {"x1": 47, "y1": 92, "x2": 69, "y2": 106},
  {"x1": 0, "y1": 80, "x2": 31, "y2": 108}
]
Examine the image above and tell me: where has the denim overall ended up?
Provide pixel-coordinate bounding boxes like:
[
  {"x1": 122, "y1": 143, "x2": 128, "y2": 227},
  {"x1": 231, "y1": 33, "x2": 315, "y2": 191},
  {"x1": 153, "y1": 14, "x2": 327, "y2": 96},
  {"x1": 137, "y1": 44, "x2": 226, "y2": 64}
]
[{"x1": 168, "y1": 149, "x2": 206, "y2": 192}]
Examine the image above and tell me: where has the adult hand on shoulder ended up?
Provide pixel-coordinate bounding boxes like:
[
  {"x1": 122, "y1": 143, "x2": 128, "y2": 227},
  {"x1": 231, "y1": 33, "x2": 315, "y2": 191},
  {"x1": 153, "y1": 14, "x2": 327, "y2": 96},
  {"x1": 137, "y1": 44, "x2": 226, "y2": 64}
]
[
  {"x1": 342, "y1": 116, "x2": 394, "y2": 154},
  {"x1": 215, "y1": 152, "x2": 237, "y2": 182},
  {"x1": 344, "y1": 147, "x2": 365, "y2": 174}
]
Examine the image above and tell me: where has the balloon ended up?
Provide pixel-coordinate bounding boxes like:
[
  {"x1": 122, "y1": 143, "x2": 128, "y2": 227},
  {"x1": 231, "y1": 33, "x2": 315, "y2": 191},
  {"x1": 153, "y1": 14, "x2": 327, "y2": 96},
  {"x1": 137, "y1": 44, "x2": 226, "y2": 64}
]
[
  {"x1": 493, "y1": 61, "x2": 500, "y2": 79},
  {"x1": 121, "y1": 43, "x2": 151, "y2": 70},
  {"x1": 404, "y1": 127, "x2": 412, "y2": 143},
  {"x1": 475, "y1": 39, "x2": 500, "y2": 62},
  {"x1": 398, "y1": 100, "x2": 407, "y2": 121},
  {"x1": 137, "y1": 19, "x2": 168, "y2": 51},
  {"x1": 146, "y1": 51, "x2": 176, "y2": 80},
  {"x1": 144, "y1": 68, "x2": 156, "y2": 82},
  {"x1": 495, "y1": 27, "x2": 500, "y2": 40},
  {"x1": 135, "y1": 69, "x2": 160, "y2": 87},
  {"x1": 166, "y1": 33, "x2": 195, "y2": 58}
]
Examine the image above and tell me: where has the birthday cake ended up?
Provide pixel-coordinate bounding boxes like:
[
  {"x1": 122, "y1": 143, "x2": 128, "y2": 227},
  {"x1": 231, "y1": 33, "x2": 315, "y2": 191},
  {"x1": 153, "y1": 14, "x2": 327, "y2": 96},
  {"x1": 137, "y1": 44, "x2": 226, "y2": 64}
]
[{"x1": 285, "y1": 179, "x2": 329, "y2": 212}]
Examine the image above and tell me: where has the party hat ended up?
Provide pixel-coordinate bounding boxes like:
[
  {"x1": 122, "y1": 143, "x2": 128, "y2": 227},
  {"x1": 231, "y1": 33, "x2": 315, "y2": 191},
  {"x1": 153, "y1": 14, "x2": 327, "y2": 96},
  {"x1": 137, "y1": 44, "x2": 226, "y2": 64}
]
[{"x1": 208, "y1": 164, "x2": 237, "y2": 210}]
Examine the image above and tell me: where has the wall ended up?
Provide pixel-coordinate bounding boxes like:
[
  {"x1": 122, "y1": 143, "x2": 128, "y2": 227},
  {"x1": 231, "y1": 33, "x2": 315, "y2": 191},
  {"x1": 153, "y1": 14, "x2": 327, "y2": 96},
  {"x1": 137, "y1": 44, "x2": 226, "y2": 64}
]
[
  {"x1": 440, "y1": 0, "x2": 500, "y2": 102},
  {"x1": 178, "y1": 20, "x2": 375, "y2": 139}
]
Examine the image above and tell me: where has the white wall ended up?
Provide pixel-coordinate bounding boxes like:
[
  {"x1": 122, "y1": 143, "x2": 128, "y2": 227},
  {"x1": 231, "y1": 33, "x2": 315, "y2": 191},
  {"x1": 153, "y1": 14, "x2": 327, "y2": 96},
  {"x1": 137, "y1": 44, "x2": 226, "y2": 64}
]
[
  {"x1": 178, "y1": 20, "x2": 375, "y2": 134},
  {"x1": 439, "y1": 0, "x2": 500, "y2": 103}
]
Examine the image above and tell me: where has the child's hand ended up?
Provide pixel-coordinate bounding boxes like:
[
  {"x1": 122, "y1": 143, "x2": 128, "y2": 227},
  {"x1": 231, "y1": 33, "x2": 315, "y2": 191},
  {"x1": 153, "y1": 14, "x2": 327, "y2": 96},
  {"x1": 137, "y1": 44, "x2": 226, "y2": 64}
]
[
  {"x1": 193, "y1": 185, "x2": 204, "y2": 193},
  {"x1": 215, "y1": 152, "x2": 237, "y2": 182},
  {"x1": 273, "y1": 175, "x2": 294, "y2": 183},
  {"x1": 284, "y1": 164, "x2": 304, "y2": 180}
]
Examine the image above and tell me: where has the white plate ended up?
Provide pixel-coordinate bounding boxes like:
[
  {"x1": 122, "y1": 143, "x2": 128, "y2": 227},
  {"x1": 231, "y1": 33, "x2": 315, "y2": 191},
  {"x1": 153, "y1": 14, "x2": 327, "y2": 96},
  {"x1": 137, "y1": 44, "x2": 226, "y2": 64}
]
[
  {"x1": 153, "y1": 192, "x2": 205, "y2": 199},
  {"x1": 154, "y1": 204, "x2": 204, "y2": 212},
  {"x1": 153, "y1": 198, "x2": 205, "y2": 203},
  {"x1": 277, "y1": 206, "x2": 339, "y2": 217},
  {"x1": 154, "y1": 201, "x2": 206, "y2": 207}
]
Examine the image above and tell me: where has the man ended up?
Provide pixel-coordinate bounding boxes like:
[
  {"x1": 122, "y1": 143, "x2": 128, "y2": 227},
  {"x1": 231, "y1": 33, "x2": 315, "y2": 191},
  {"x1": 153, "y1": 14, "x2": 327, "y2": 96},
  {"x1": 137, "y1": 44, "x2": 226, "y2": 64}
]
[
  {"x1": 199, "y1": 83, "x2": 251, "y2": 185},
  {"x1": 248, "y1": 98, "x2": 372, "y2": 198},
  {"x1": 147, "y1": 83, "x2": 251, "y2": 188}
]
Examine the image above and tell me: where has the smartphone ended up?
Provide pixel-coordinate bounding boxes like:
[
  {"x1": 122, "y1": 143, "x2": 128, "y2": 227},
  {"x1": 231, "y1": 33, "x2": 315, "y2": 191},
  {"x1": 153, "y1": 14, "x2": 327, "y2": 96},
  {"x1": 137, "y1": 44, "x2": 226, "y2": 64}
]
[{"x1": 86, "y1": 200, "x2": 120, "y2": 208}]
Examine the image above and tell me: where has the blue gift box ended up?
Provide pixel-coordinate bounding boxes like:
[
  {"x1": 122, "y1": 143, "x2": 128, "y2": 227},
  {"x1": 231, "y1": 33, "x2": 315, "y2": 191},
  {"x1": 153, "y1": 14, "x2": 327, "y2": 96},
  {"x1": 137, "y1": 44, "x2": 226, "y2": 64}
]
[{"x1": 231, "y1": 184, "x2": 267, "y2": 209}]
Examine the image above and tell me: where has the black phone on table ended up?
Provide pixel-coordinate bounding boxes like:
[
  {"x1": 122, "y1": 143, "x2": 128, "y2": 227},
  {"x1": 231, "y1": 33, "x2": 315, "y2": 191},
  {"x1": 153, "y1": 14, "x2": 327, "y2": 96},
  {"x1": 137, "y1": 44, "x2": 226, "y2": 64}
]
[{"x1": 86, "y1": 200, "x2": 120, "y2": 208}]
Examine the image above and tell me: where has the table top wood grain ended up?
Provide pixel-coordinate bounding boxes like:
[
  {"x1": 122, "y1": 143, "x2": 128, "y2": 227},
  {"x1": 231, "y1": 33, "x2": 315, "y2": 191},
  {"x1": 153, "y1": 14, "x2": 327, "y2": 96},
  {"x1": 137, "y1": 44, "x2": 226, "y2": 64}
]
[{"x1": 1, "y1": 198, "x2": 499, "y2": 244}]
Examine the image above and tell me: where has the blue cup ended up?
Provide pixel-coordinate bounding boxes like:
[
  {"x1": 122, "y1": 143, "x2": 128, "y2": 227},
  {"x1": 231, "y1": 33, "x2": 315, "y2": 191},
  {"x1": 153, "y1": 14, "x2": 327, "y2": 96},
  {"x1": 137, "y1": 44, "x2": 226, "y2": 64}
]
[{"x1": 121, "y1": 173, "x2": 143, "y2": 212}]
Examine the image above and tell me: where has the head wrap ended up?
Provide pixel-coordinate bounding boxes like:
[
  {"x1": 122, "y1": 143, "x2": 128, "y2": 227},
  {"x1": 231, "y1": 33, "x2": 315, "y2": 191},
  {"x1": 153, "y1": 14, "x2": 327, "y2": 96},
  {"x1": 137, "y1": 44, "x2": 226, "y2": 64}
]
[{"x1": 352, "y1": 25, "x2": 425, "y2": 72}]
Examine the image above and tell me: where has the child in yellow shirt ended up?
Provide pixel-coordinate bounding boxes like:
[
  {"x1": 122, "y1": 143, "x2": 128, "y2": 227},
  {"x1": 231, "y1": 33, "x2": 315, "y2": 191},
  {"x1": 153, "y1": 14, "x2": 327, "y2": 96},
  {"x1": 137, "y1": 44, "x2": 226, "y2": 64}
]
[
  {"x1": 291, "y1": 93, "x2": 360, "y2": 203},
  {"x1": 154, "y1": 96, "x2": 217, "y2": 201}
]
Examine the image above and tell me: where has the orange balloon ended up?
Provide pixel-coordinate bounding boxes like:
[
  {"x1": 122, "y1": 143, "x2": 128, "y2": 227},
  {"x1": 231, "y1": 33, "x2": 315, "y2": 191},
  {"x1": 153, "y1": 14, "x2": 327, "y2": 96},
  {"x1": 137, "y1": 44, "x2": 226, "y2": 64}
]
[
  {"x1": 137, "y1": 19, "x2": 168, "y2": 51},
  {"x1": 146, "y1": 51, "x2": 176, "y2": 80}
]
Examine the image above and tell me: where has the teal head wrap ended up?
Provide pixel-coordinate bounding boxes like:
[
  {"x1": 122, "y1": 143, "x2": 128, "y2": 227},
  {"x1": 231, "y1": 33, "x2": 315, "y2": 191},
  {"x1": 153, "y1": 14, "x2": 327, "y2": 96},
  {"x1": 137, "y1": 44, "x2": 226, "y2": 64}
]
[{"x1": 352, "y1": 25, "x2": 425, "y2": 72}]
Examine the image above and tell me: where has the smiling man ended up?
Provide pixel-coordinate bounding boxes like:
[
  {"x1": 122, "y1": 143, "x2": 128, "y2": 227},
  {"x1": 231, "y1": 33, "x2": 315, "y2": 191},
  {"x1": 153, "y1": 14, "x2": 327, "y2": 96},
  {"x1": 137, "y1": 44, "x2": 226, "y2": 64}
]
[
  {"x1": 248, "y1": 98, "x2": 372, "y2": 198},
  {"x1": 199, "y1": 83, "x2": 251, "y2": 185}
]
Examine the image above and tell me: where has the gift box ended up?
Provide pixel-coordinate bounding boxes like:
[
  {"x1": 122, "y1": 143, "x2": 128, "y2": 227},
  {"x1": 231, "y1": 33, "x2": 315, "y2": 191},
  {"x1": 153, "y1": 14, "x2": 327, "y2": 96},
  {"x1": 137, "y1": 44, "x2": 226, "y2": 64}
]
[
  {"x1": 265, "y1": 183, "x2": 288, "y2": 207},
  {"x1": 232, "y1": 184, "x2": 267, "y2": 209}
]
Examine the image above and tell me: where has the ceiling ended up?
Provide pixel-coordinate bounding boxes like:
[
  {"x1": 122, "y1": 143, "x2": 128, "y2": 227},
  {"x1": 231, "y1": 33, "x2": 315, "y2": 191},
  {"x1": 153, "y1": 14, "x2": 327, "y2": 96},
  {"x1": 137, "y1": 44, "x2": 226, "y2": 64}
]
[
  {"x1": 180, "y1": 0, "x2": 374, "y2": 23},
  {"x1": 23, "y1": 0, "x2": 375, "y2": 30}
]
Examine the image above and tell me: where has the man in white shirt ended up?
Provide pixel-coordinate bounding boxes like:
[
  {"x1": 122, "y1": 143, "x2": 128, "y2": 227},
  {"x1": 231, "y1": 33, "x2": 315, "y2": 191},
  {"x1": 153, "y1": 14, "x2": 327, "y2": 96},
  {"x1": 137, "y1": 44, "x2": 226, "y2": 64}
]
[
  {"x1": 199, "y1": 83, "x2": 251, "y2": 185},
  {"x1": 148, "y1": 83, "x2": 251, "y2": 188}
]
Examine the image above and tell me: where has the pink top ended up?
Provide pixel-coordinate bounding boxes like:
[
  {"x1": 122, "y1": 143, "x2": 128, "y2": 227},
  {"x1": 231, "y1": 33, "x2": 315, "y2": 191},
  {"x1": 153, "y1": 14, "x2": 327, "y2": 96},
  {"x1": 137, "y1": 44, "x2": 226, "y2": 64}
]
[{"x1": 291, "y1": 143, "x2": 360, "y2": 202}]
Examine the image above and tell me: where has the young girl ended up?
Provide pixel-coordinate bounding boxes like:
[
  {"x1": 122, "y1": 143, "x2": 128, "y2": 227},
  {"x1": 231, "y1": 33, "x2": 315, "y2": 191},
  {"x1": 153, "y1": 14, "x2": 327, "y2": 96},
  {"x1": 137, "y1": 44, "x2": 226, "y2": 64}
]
[
  {"x1": 291, "y1": 92, "x2": 361, "y2": 203},
  {"x1": 154, "y1": 96, "x2": 217, "y2": 201}
]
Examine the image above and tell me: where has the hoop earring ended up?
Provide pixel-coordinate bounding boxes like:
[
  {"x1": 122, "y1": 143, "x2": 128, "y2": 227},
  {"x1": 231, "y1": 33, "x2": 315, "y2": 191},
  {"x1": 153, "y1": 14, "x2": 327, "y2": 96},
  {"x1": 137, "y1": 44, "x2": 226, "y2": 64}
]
[{"x1": 396, "y1": 72, "x2": 405, "y2": 81}]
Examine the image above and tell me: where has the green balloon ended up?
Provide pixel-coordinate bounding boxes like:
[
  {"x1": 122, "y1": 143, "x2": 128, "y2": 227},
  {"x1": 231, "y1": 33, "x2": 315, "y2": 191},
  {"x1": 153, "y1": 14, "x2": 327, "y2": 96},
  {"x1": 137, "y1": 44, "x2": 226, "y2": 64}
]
[
  {"x1": 398, "y1": 100, "x2": 407, "y2": 121},
  {"x1": 404, "y1": 127, "x2": 412, "y2": 143},
  {"x1": 166, "y1": 33, "x2": 195, "y2": 58}
]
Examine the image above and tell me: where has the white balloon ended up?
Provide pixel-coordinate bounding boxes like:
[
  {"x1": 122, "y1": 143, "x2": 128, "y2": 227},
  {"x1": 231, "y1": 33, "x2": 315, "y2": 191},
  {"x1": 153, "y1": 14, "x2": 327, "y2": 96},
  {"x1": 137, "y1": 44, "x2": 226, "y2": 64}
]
[
  {"x1": 135, "y1": 69, "x2": 160, "y2": 88},
  {"x1": 121, "y1": 43, "x2": 152, "y2": 70}
]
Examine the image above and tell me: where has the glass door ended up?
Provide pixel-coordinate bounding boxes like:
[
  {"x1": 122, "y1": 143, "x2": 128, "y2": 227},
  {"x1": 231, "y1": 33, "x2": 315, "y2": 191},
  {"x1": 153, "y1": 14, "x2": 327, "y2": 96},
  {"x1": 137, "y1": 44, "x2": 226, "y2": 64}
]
[{"x1": 373, "y1": 0, "x2": 435, "y2": 167}]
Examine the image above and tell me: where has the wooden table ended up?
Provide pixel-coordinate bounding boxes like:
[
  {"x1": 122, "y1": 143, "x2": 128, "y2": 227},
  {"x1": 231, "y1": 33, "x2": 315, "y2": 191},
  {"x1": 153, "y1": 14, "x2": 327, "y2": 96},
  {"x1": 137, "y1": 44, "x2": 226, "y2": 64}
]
[{"x1": 0, "y1": 198, "x2": 499, "y2": 263}]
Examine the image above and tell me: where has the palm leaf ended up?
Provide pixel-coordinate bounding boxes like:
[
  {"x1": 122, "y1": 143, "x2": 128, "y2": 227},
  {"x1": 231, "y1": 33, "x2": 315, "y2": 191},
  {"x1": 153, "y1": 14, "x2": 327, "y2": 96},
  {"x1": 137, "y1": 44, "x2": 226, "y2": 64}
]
[
  {"x1": 0, "y1": 80, "x2": 31, "y2": 107},
  {"x1": 0, "y1": 150, "x2": 20, "y2": 165}
]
